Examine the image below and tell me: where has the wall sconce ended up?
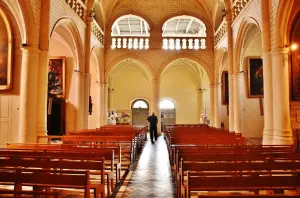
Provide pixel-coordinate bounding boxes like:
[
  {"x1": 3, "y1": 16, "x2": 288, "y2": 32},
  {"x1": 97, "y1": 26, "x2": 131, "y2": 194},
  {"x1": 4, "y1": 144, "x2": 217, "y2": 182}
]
[{"x1": 291, "y1": 43, "x2": 298, "y2": 51}]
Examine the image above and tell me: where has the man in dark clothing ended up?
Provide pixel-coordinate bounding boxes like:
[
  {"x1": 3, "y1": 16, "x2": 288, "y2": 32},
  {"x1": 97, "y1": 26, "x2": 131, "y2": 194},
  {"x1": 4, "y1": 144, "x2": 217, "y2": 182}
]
[{"x1": 147, "y1": 112, "x2": 158, "y2": 143}]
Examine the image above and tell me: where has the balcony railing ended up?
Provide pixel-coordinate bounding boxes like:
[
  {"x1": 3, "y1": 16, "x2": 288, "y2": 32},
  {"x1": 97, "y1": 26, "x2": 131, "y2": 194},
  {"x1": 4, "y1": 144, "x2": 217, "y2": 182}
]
[
  {"x1": 214, "y1": 19, "x2": 227, "y2": 46},
  {"x1": 111, "y1": 37, "x2": 150, "y2": 50},
  {"x1": 92, "y1": 19, "x2": 104, "y2": 46},
  {"x1": 65, "y1": 0, "x2": 86, "y2": 21},
  {"x1": 162, "y1": 37, "x2": 207, "y2": 50}
]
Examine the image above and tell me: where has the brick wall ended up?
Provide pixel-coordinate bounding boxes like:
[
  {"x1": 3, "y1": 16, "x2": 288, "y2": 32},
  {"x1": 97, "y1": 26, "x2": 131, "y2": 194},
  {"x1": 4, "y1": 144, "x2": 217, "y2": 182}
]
[
  {"x1": 29, "y1": 0, "x2": 41, "y2": 47},
  {"x1": 269, "y1": 0, "x2": 280, "y2": 50}
]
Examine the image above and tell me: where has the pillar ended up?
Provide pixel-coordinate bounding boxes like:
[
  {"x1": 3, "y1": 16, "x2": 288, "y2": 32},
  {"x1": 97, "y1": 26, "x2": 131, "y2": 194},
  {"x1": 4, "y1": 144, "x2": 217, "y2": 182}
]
[
  {"x1": 96, "y1": 82, "x2": 102, "y2": 127},
  {"x1": 226, "y1": 15, "x2": 235, "y2": 132},
  {"x1": 84, "y1": 73, "x2": 91, "y2": 129},
  {"x1": 272, "y1": 47, "x2": 293, "y2": 144},
  {"x1": 74, "y1": 71, "x2": 85, "y2": 130},
  {"x1": 197, "y1": 89, "x2": 204, "y2": 123},
  {"x1": 261, "y1": 0, "x2": 274, "y2": 144},
  {"x1": 209, "y1": 85, "x2": 215, "y2": 127},
  {"x1": 104, "y1": 83, "x2": 109, "y2": 125},
  {"x1": 151, "y1": 79, "x2": 161, "y2": 134},
  {"x1": 36, "y1": 0, "x2": 50, "y2": 140},
  {"x1": 233, "y1": 73, "x2": 243, "y2": 133},
  {"x1": 100, "y1": 82, "x2": 106, "y2": 126},
  {"x1": 214, "y1": 84, "x2": 222, "y2": 128},
  {"x1": 108, "y1": 88, "x2": 114, "y2": 110},
  {"x1": 19, "y1": 46, "x2": 41, "y2": 143}
]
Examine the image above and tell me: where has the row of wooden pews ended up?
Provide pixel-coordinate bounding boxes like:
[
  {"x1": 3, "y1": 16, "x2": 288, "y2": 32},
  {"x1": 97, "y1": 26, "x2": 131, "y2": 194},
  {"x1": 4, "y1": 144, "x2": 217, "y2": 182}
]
[
  {"x1": 164, "y1": 124, "x2": 300, "y2": 198},
  {"x1": 0, "y1": 125, "x2": 147, "y2": 198}
]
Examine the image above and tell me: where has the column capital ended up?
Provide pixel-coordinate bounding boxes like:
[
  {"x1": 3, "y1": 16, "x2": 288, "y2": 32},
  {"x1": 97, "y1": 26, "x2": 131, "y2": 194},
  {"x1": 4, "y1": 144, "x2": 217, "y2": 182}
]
[
  {"x1": 21, "y1": 46, "x2": 41, "y2": 54},
  {"x1": 73, "y1": 70, "x2": 87, "y2": 76},
  {"x1": 271, "y1": 47, "x2": 290, "y2": 55},
  {"x1": 232, "y1": 72, "x2": 244, "y2": 78}
]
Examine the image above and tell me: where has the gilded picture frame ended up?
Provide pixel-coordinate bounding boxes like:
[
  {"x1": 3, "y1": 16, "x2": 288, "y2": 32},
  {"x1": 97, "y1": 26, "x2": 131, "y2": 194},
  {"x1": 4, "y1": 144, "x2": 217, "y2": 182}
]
[
  {"x1": 247, "y1": 57, "x2": 264, "y2": 98},
  {"x1": 0, "y1": 9, "x2": 13, "y2": 90},
  {"x1": 48, "y1": 57, "x2": 66, "y2": 98}
]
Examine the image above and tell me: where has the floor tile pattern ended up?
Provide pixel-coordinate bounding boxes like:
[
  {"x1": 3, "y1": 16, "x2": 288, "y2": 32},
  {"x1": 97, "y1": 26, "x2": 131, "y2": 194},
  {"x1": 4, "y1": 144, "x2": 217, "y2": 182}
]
[{"x1": 120, "y1": 135, "x2": 176, "y2": 198}]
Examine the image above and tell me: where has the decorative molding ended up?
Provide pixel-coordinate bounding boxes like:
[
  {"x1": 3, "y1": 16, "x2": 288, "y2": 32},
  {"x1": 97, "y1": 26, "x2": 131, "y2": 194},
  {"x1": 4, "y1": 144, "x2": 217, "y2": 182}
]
[
  {"x1": 214, "y1": 19, "x2": 227, "y2": 46},
  {"x1": 232, "y1": 0, "x2": 251, "y2": 21},
  {"x1": 65, "y1": 0, "x2": 86, "y2": 21},
  {"x1": 92, "y1": 19, "x2": 104, "y2": 46}
]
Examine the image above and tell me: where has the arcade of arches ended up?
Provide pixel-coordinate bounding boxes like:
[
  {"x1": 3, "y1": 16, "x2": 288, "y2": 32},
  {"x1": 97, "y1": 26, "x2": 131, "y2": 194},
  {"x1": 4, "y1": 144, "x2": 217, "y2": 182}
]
[{"x1": 0, "y1": 0, "x2": 299, "y2": 145}]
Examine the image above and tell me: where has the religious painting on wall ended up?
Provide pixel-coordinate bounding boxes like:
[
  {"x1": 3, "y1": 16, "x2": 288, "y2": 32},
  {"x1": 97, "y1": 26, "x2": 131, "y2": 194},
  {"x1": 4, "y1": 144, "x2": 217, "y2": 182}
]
[
  {"x1": 0, "y1": 9, "x2": 12, "y2": 90},
  {"x1": 291, "y1": 14, "x2": 300, "y2": 100},
  {"x1": 247, "y1": 57, "x2": 264, "y2": 98},
  {"x1": 221, "y1": 71, "x2": 229, "y2": 104},
  {"x1": 48, "y1": 57, "x2": 65, "y2": 98}
]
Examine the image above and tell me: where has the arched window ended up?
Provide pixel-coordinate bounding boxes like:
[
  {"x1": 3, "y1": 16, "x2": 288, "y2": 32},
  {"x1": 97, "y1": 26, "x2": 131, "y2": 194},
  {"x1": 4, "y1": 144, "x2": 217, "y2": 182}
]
[
  {"x1": 132, "y1": 100, "x2": 148, "y2": 109},
  {"x1": 111, "y1": 14, "x2": 150, "y2": 50},
  {"x1": 160, "y1": 99, "x2": 175, "y2": 109},
  {"x1": 162, "y1": 15, "x2": 207, "y2": 50}
]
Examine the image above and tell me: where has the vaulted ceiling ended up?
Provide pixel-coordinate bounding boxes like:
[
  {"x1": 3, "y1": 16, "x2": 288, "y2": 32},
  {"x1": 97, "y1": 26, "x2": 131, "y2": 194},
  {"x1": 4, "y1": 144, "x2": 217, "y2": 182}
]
[{"x1": 95, "y1": 0, "x2": 231, "y2": 30}]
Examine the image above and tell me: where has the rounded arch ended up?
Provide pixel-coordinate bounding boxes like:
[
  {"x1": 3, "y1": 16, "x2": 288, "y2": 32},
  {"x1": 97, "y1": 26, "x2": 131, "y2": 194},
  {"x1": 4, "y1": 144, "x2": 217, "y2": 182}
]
[
  {"x1": 157, "y1": 54, "x2": 213, "y2": 84},
  {"x1": 234, "y1": 17, "x2": 261, "y2": 73},
  {"x1": 108, "y1": 11, "x2": 154, "y2": 33},
  {"x1": 131, "y1": 99, "x2": 149, "y2": 109},
  {"x1": 160, "y1": 98, "x2": 176, "y2": 109},
  {"x1": 105, "y1": 53, "x2": 155, "y2": 82},
  {"x1": 90, "y1": 47, "x2": 101, "y2": 82},
  {"x1": 274, "y1": 0, "x2": 299, "y2": 48},
  {"x1": 215, "y1": 48, "x2": 228, "y2": 83},
  {"x1": 50, "y1": 18, "x2": 85, "y2": 72},
  {"x1": 160, "y1": 12, "x2": 213, "y2": 36}
]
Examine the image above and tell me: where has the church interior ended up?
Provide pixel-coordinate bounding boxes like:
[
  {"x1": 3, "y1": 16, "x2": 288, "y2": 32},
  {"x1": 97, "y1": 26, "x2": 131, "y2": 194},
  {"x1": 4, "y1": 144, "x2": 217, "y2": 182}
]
[{"x1": 0, "y1": 0, "x2": 300, "y2": 197}]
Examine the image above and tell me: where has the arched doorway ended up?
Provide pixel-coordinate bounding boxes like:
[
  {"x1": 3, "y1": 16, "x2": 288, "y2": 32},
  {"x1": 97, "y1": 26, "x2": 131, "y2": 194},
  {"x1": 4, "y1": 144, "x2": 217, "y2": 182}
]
[
  {"x1": 160, "y1": 99, "x2": 176, "y2": 125},
  {"x1": 131, "y1": 99, "x2": 149, "y2": 126}
]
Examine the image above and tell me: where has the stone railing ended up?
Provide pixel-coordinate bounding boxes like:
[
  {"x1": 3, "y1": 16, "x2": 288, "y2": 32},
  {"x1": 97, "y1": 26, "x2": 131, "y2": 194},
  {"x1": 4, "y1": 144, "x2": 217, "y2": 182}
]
[
  {"x1": 232, "y1": 0, "x2": 251, "y2": 21},
  {"x1": 111, "y1": 37, "x2": 150, "y2": 50},
  {"x1": 92, "y1": 19, "x2": 104, "y2": 46},
  {"x1": 214, "y1": 0, "x2": 251, "y2": 47},
  {"x1": 65, "y1": 0, "x2": 86, "y2": 21},
  {"x1": 162, "y1": 37, "x2": 207, "y2": 50},
  {"x1": 214, "y1": 19, "x2": 227, "y2": 46}
]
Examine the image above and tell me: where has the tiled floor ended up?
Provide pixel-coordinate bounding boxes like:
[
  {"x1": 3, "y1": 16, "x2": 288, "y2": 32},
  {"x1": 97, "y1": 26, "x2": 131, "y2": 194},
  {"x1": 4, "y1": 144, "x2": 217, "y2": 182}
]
[{"x1": 119, "y1": 134, "x2": 176, "y2": 198}]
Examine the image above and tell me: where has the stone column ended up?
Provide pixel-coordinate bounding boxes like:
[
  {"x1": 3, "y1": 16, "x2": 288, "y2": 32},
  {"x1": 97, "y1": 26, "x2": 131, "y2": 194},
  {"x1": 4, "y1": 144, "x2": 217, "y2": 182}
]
[
  {"x1": 19, "y1": 47, "x2": 41, "y2": 143},
  {"x1": 226, "y1": 15, "x2": 235, "y2": 132},
  {"x1": 84, "y1": 73, "x2": 91, "y2": 129},
  {"x1": 74, "y1": 71, "x2": 85, "y2": 130},
  {"x1": 151, "y1": 79, "x2": 161, "y2": 134},
  {"x1": 108, "y1": 88, "x2": 114, "y2": 110},
  {"x1": 261, "y1": 0, "x2": 274, "y2": 144},
  {"x1": 233, "y1": 73, "x2": 243, "y2": 133},
  {"x1": 96, "y1": 81, "x2": 102, "y2": 127},
  {"x1": 209, "y1": 85, "x2": 215, "y2": 127},
  {"x1": 36, "y1": 0, "x2": 50, "y2": 140},
  {"x1": 197, "y1": 89, "x2": 204, "y2": 123},
  {"x1": 100, "y1": 82, "x2": 106, "y2": 126},
  {"x1": 104, "y1": 83, "x2": 109, "y2": 125},
  {"x1": 214, "y1": 84, "x2": 222, "y2": 128},
  {"x1": 271, "y1": 47, "x2": 293, "y2": 144}
]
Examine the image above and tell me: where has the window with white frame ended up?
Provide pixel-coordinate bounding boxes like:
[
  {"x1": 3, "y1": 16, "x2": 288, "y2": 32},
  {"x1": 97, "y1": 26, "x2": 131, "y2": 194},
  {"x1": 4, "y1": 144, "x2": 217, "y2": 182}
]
[
  {"x1": 111, "y1": 14, "x2": 150, "y2": 50},
  {"x1": 162, "y1": 15, "x2": 207, "y2": 50},
  {"x1": 160, "y1": 99, "x2": 175, "y2": 109},
  {"x1": 132, "y1": 100, "x2": 148, "y2": 109}
]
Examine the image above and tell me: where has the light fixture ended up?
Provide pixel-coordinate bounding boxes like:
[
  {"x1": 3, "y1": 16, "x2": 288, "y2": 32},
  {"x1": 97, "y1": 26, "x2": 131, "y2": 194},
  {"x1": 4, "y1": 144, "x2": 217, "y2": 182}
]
[{"x1": 291, "y1": 43, "x2": 298, "y2": 51}]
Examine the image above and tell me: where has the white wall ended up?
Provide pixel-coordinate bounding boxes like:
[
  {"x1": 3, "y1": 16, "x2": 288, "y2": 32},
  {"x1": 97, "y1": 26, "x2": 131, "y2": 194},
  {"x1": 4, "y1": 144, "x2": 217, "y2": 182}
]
[
  {"x1": 113, "y1": 65, "x2": 151, "y2": 111},
  {"x1": 160, "y1": 66, "x2": 200, "y2": 124},
  {"x1": 241, "y1": 33, "x2": 264, "y2": 138}
]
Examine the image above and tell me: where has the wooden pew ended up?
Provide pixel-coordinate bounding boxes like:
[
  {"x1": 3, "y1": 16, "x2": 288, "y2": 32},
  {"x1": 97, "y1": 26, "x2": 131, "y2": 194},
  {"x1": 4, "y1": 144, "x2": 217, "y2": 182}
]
[
  {"x1": 0, "y1": 152, "x2": 108, "y2": 197},
  {"x1": 0, "y1": 189, "x2": 61, "y2": 198},
  {"x1": 184, "y1": 171, "x2": 300, "y2": 198},
  {"x1": 0, "y1": 169, "x2": 96, "y2": 198},
  {"x1": 198, "y1": 195, "x2": 300, "y2": 198}
]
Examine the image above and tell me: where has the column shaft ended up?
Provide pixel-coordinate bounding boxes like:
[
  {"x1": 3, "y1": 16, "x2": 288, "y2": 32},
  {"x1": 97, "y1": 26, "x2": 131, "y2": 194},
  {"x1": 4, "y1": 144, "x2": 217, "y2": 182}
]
[
  {"x1": 104, "y1": 83, "x2": 109, "y2": 125},
  {"x1": 151, "y1": 79, "x2": 161, "y2": 134},
  {"x1": 74, "y1": 71, "x2": 85, "y2": 130},
  {"x1": 19, "y1": 47, "x2": 40, "y2": 143},
  {"x1": 214, "y1": 84, "x2": 222, "y2": 128},
  {"x1": 233, "y1": 73, "x2": 243, "y2": 133},
  {"x1": 209, "y1": 85, "x2": 215, "y2": 127},
  {"x1": 272, "y1": 48, "x2": 293, "y2": 144}
]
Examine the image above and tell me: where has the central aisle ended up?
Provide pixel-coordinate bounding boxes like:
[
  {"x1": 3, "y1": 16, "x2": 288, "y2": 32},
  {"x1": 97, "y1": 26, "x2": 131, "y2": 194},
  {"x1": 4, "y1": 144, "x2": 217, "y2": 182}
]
[{"x1": 119, "y1": 135, "x2": 176, "y2": 198}]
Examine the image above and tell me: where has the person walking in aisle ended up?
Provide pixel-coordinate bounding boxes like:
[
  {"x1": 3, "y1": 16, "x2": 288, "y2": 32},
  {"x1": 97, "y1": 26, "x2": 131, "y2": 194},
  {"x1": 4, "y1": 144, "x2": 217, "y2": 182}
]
[{"x1": 147, "y1": 112, "x2": 158, "y2": 143}]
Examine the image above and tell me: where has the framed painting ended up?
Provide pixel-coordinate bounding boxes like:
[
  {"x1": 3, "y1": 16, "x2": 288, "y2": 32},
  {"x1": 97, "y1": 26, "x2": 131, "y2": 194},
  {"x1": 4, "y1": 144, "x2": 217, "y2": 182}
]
[
  {"x1": 48, "y1": 57, "x2": 65, "y2": 98},
  {"x1": 221, "y1": 71, "x2": 229, "y2": 105},
  {"x1": 247, "y1": 57, "x2": 264, "y2": 98},
  {"x1": 0, "y1": 9, "x2": 12, "y2": 90}
]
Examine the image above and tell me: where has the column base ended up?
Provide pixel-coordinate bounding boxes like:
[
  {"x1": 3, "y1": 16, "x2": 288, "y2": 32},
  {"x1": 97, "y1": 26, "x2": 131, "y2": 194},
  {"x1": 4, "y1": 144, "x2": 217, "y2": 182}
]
[
  {"x1": 36, "y1": 125, "x2": 47, "y2": 143},
  {"x1": 262, "y1": 129, "x2": 273, "y2": 145},
  {"x1": 272, "y1": 129, "x2": 294, "y2": 145}
]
